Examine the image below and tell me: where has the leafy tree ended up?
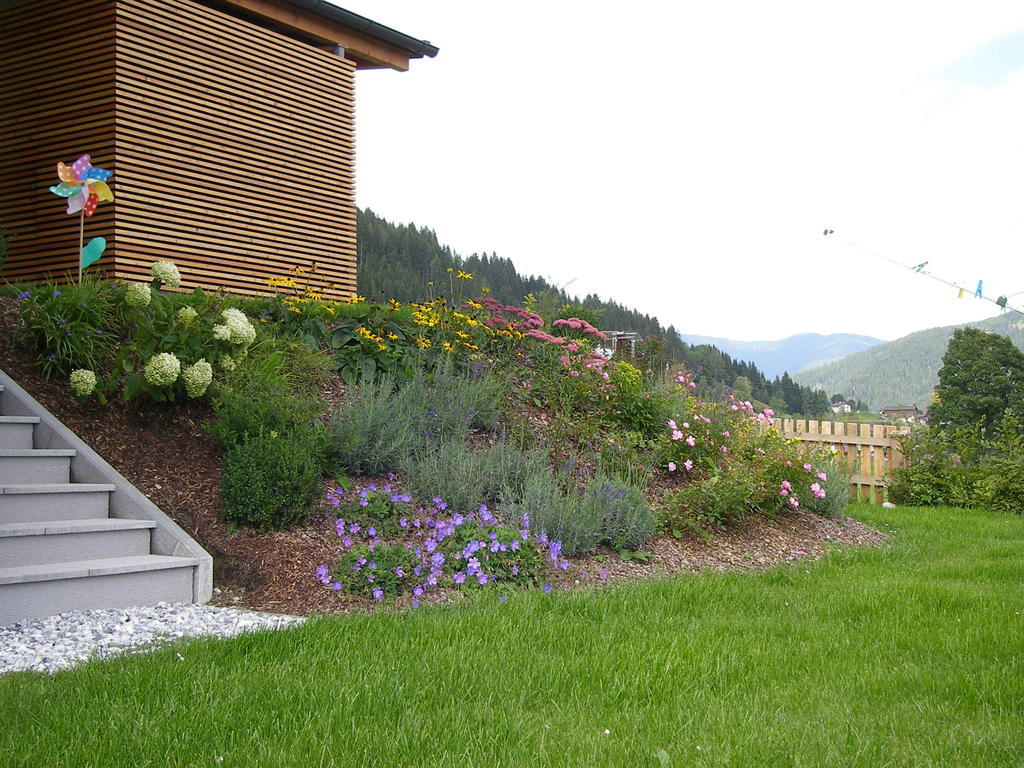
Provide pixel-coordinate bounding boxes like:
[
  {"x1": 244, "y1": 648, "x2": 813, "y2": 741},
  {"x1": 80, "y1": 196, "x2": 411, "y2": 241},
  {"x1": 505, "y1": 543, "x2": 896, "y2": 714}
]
[
  {"x1": 930, "y1": 327, "x2": 1024, "y2": 439},
  {"x1": 732, "y1": 375, "x2": 753, "y2": 401}
]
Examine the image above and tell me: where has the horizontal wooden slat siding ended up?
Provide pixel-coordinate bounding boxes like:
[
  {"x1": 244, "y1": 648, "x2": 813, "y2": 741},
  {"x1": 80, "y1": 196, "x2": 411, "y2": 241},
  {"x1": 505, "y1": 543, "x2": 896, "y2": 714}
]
[
  {"x1": 0, "y1": 0, "x2": 118, "y2": 284},
  {"x1": 114, "y1": 0, "x2": 357, "y2": 297}
]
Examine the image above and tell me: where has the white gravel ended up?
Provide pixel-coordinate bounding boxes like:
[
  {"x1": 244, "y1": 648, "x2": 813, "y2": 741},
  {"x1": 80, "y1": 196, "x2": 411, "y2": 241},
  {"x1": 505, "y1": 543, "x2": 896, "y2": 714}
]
[{"x1": 1, "y1": 603, "x2": 305, "y2": 675}]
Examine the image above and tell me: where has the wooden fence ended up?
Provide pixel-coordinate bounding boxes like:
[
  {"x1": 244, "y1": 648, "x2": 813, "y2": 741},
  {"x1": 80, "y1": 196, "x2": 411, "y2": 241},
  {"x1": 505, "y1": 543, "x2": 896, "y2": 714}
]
[{"x1": 772, "y1": 419, "x2": 906, "y2": 504}]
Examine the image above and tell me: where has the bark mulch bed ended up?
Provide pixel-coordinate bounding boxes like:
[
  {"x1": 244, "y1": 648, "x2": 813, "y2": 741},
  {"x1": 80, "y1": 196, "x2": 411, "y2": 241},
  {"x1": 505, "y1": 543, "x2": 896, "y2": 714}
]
[{"x1": 1, "y1": 294, "x2": 887, "y2": 617}]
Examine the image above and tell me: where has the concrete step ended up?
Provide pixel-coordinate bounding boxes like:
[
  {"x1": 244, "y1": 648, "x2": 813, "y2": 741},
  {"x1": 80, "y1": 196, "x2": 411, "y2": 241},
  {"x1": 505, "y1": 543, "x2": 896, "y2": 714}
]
[
  {"x1": 0, "y1": 555, "x2": 200, "y2": 625},
  {"x1": 0, "y1": 483, "x2": 115, "y2": 522},
  {"x1": 0, "y1": 518, "x2": 156, "y2": 567},
  {"x1": 0, "y1": 417, "x2": 39, "y2": 449},
  {"x1": 0, "y1": 449, "x2": 75, "y2": 484}
]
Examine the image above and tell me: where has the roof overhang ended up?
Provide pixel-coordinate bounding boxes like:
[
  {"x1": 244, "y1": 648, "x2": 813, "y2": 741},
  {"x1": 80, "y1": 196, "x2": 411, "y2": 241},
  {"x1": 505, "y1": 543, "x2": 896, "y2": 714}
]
[{"x1": 210, "y1": 0, "x2": 438, "y2": 70}]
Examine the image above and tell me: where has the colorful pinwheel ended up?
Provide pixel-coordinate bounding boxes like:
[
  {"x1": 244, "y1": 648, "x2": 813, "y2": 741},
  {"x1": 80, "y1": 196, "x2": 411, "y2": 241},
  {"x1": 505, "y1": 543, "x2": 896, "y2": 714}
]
[
  {"x1": 48, "y1": 153, "x2": 114, "y2": 216},
  {"x1": 47, "y1": 153, "x2": 114, "y2": 280}
]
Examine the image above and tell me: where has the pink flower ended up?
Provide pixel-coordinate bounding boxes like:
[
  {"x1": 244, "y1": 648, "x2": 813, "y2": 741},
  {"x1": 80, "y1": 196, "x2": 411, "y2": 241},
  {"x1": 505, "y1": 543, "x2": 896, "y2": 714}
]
[
  {"x1": 722, "y1": 431, "x2": 730, "y2": 438},
  {"x1": 781, "y1": 481, "x2": 792, "y2": 491},
  {"x1": 683, "y1": 459, "x2": 693, "y2": 471},
  {"x1": 780, "y1": 489, "x2": 789, "y2": 497},
  {"x1": 785, "y1": 460, "x2": 792, "y2": 467},
  {"x1": 683, "y1": 422, "x2": 690, "y2": 429},
  {"x1": 817, "y1": 471, "x2": 827, "y2": 482},
  {"x1": 667, "y1": 419, "x2": 678, "y2": 431},
  {"x1": 672, "y1": 429, "x2": 684, "y2": 441},
  {"x1": 685, "y1": 435, "x2": 696, "y2": 447},
  {"x1": 803, "y1": 463, "x2": 813, "y2": 472},
  {"x1": 667, "y1": 461, "x2": 677, "y2": 472},
  {"x1": 788, "y1": 496, "x2": 800, "y2": 509},
  {"x1": 720, "y1": 445, "x2": 728, "y2": 454}
]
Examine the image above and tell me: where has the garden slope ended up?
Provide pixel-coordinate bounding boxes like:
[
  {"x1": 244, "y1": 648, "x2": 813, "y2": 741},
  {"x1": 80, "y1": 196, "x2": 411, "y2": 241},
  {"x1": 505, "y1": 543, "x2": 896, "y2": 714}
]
[{"x1": 0, "y1": 297, "x2": 885, "y2": 616}]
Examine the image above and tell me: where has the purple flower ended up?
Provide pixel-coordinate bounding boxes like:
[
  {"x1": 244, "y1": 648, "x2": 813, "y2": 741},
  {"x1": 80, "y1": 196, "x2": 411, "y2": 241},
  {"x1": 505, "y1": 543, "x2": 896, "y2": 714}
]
[
  {"x1": 599, "y1": 570, "x2": 609, "y2": 580},
  {"x1": 432, "y1": 496, "x2": 448, "y2": 511},
  {"x1": 17, "y1": 290, "x2": 30, "y2": 300},
  {"x1": 451, "y1": 513, "x2": 465, "y2": 526},
  {"x1": 315, "y1": 564, "x2": 329, "y2": 584},
  {"x1": 359, "y1": 498, "x2": 369, "y2": 507},
  {"x1": 424, "y1": 538, "x2": 437, "y2": 553},
  {"x1": 413, "y1": 585, "x2": 424, "y2": 597},
  {"x1": 489, "y1": 540, "x2": 500, "y2": 553},
  {"x1": 510, "y1": 540, "x2": 520, "y2": 551},
  {"x1": 368, "y1": 483, "x2": 377, "y2": 491},
  {"x1": 53, "y1": 290, "x2": 61, "y2": 297},
  {"x1": 395, "y1": 566, "x2": 405, "y2": 578},
  {"x1": 511, "y1": 565, "x2": 519, "y2": 576},
  {"x1": 367, "y1": 527, "x2": 377, "y2": 537},
  {"x1": 399, "y1": 517, "x2": 408, "y2": 528},
  {"x1": 542, "y1": 583, "x2": 552, "y2": 594},
  {"x1": 454, "y1": 571, "x2": 466, "y2": 585},
  {"x1": 368, "y1": 561, "x2": 377, "y2": 569},
  {"x1": 411, "y1": 598, "x2": 420, "y2": 608},
  {"x1": 488, "y1": 531, "x2": 498, "y2": 540},
  {"x1": 477, "y1": 573, "x2": 489, "y2": 586},
  {"x1": 349, "y1": 523, "x2": 361, "y2": 534},
  {"x1": 331, "y1": 581, "x2": 343, "y2": 590},
  {"x1": 335, "y1": 520, "x2": 346, "y2": 536},
  {"x1": 341, "y1": 536, "x2": 353, "y2": 548},
  {"x1": 559, "y1": 560, "x2": 569, "y2": 571},
  {"x1": 372, "y1": 587, "x2": 384, "y2": 601}
]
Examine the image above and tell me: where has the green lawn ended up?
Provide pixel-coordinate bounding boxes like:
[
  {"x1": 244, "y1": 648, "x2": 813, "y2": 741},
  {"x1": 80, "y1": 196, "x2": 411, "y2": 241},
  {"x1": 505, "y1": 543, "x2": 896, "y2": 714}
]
[{"x1": 2, "y1": 504, "x2": 1021, "y2": 767}]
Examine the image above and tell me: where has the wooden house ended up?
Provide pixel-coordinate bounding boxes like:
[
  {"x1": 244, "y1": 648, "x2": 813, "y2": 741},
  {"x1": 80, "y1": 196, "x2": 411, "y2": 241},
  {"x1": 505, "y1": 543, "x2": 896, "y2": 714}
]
[
  {"x1": 1, "y1": 0, "x2": 436, "y2": 296},
  {"x1": 879, "y1": 405, "x2": 923, "y2": 424}
]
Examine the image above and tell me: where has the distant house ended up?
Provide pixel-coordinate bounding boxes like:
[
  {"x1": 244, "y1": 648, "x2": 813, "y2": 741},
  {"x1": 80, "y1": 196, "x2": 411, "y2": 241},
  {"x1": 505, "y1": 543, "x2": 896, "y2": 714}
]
[
  {"x1": 879, "y1": 405, "x2": 923, "y2": 424},
  {"x1": 830, "y1": 402, "x2": 852, "y2": 414},
  {"x1": 2, "y1": 0, "x2": 437, "y2": 297},
  {"x1": 597, "y1": 331, "x2": 641, "y2": 359}
]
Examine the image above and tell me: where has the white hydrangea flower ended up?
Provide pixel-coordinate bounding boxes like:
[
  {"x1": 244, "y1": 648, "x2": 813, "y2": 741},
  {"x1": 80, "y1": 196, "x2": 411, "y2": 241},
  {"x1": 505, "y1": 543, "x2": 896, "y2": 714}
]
[
  {"x1": 150, "y1": 261, "x2": 182, "y2": 288},
  {"x1": 144, "y1": 352, "x2": 181, "y2": 386},
  {"x1": 125, "y1": 283, "x2": 152, "y2": 308},
  {"x1": 176, "y1": 306, "x2": 199, "y2": 328},
  {"x1": 182, "y1": 359, "x2": 213, "y2": 398},
  {"x1": 219, "y1": 353, "x2": 238, "y2": 373},
  {"x1": 212, "y1": 308, "x2": 256, "y2": 346},
  {"x1": 69, "y1": 369, "x2": 97, "y2": 398}
]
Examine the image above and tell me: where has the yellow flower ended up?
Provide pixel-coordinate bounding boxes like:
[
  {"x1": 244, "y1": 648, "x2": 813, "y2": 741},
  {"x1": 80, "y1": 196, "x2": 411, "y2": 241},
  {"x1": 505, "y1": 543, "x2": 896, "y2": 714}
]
[
  {"x1": 463, "y1": 342, "x2": 478, "y2": 350},
  {"x1": 442, "y1": 341, "x2": 454, "y2": 351},
  {"x1": 481, "y1": 287, "x2": 490, "y2": 294},
  {"x1": 290, "y1": 265, "x2": 306, "y2": 275},
  {"x1": 387, "y1": 332, "x2": 399, "y2": 340},
  {"x1": 446, "y1": 268, "x2": 454, "y2": 273},
  {"x1": 455, "y1": 331, "x2": 469, "y2": 339},
  {"x1": 456, "y1": 270, "x2": 473, "y2": 280},
  {"x1": 465, "y1": 299, "x2": 482, "y2": 309},
  {"x1": 378, "y1": 344, "x2": 387, "y2": 351},
  {"x1": 414, "y1": 337, "x2": 431, "y2": 349}
]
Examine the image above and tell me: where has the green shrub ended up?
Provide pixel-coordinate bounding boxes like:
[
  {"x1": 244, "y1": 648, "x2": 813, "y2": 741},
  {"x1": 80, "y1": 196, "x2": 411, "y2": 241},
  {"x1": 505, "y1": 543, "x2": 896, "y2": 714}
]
[
  {"x1": 665, "y1": 464, "x2": 757, "y2": 529},
  {"x1": 329, "y1": 361, "x2": 502, "y2": 474},
  {"x1": 16, "y1": 278, "x2": 119, "y2": 379},
  {"x1": 507, "y1": 468, "x2": 655, "y2": 555},
  {"x1": 208, "y1": 346, "x2": 324, "y2": 448},
  {"x1": 220, "y1": 427, "x2": 326, "y2": 531},
  {"x1": 603, "y1": 362, "x2": 672, "y2": 437},
  {"x1": 978, "y1": 454, "x2": 1024, "y2": 513},
  {"x1": 328, "y1": 373, "x2": 417, "y2": 475},
  {"x1": 801, "y1": 450, "x2": 852, "y2": 517},
  {"x1": 399, "y1": 441, "x2": 486, "y2": 514}
]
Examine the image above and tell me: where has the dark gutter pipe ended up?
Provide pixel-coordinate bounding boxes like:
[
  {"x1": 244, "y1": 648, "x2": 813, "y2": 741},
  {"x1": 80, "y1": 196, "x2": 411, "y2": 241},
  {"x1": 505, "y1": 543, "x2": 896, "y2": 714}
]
[{"x1": 281, "y1": 0, "x2": 439, "y2": 58}]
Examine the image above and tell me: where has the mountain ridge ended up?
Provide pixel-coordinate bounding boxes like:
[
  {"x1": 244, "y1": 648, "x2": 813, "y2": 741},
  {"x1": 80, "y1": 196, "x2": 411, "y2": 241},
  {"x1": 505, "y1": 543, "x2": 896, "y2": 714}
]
[
  {"x1": 677, "y1": 332, "x2": 884, "y2": 380},
  {"x1": 792, "y1": 314, "x2": 1024, "y2": 410}
]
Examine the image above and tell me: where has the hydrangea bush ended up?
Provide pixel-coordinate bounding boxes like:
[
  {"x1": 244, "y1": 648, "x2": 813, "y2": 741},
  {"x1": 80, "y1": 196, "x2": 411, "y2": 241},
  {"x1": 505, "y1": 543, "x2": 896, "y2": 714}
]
[{"x1": 15, "y1": 261, "x2": 258, "y2": 405}]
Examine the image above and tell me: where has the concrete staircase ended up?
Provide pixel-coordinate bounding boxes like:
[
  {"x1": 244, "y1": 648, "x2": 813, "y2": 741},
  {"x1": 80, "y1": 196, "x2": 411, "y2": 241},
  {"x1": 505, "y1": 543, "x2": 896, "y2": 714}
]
[{"x1": 0, "y1": 372, "x2": 212, "y2": 626}]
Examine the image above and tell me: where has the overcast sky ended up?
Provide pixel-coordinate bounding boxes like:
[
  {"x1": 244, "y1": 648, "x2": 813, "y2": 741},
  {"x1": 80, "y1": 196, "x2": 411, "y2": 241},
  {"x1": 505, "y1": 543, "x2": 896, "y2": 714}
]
[{"x1": 344, "y1": 1, "x2": 1024, "y2": 342}]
